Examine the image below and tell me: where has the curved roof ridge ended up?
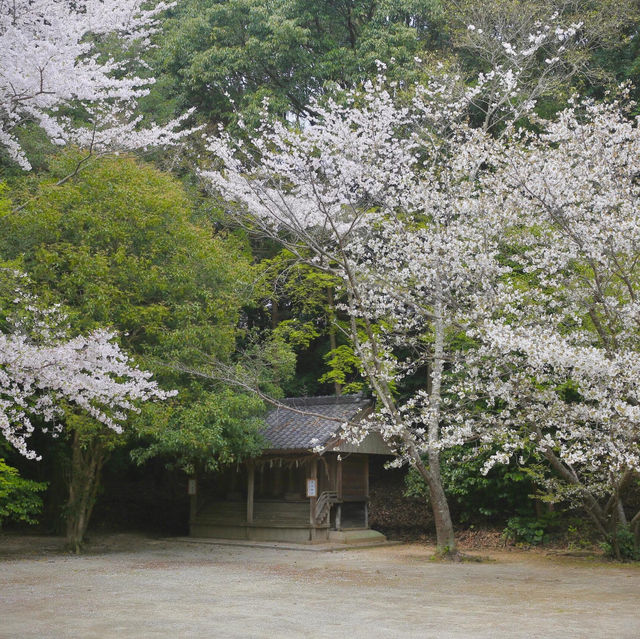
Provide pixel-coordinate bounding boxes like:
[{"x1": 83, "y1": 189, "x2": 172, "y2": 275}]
[{"x1": 281, "y1": 393, "x2": 368, "y2": 408}]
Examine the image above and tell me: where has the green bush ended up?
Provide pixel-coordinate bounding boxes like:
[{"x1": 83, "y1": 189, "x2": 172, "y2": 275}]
[
  {"x1": 600, "y1": 526, "x2": 640, "y2": 561},
  {"x1": 502, "y1": 516, "x2": 549, "y2": 546},
  {"x1": 0, "y1": 459, "x2": 47, "y2": 528},
  {"x1": 405, "y1": 446, "x2": 536, "y2": 524}
]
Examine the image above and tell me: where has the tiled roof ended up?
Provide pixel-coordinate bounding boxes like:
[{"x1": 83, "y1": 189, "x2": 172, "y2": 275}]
[{"x1": 262, "y1": 395, "x2": 372, "y2": 452}]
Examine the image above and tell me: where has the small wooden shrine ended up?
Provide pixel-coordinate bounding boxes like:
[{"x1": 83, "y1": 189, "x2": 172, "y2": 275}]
[{"x1": 189, "y1": 395, "x2": 390, "y2": 543}]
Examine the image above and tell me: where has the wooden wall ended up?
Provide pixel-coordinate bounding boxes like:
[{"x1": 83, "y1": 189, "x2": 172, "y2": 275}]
[{"x1": 341, "y1": 455, "x2": 368, "y2": 500}]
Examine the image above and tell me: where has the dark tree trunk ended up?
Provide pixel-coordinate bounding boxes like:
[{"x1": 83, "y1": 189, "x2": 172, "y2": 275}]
[{"x1": 65, "y1": 431, "x2": 105, "y2": 553}]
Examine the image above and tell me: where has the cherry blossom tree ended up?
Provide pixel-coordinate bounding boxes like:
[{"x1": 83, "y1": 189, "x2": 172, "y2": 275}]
[
  {"x1": 202, "y1": 16, "x2": 601, "y2": 557},
  {"x1": 201, "y1": 74, "x2": 552, "y2": 560},
  {"x1": 0, "y1": 0, "x2": 192, "y2": 170},
  {"x1": 0, "y1": 270, "x2": 176, "y2": 459},
  {"x1": 204, "y1": 84, "x2": 463, "y2": 555},
  {"x1": 0, "y1": 270, "x2": 176, "y2": 548},
  {"x1": 446, "y1": 95, "x2": 640, "y2": 557}
]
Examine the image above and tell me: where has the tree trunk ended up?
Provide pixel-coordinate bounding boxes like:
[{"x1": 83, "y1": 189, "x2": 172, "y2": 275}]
[
  {"x1": 343, "y1": 271, "x2": 457, "y2": 557},
  {"x1": 65, "y1": 431, "x2": 105, "y2": 553},
  {"x1": 327, "y1": 287, "x2": 342, "y2": 396},
  {"x1": 428, "y1": 466, "x2": 456, "y2": 553},
  {"x1": 412, "y1": 452, "x2": 456, "y2": 555},
  {"x1": 424, "y1": 296, "x2": 457, "y2": 557},
  {"x1": 617, "y1": 500, "x2": 628, "y2": 526}
]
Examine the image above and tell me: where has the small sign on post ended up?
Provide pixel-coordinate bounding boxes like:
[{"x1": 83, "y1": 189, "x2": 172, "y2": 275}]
[
  {"x1": 187, "y1": 478, "x2": 197, "y2": 495},
  {"x1": 306, "y1": 478, "x2": 317, "y2": 498}
]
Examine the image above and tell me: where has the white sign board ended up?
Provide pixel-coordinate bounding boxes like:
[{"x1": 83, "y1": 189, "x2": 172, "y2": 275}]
[
  {"x1": 187, "y1": 479, "x2": 197, "y2": 496},
  {"x1": 306, "y1": 478, "x2": 317, "y2": 498}
]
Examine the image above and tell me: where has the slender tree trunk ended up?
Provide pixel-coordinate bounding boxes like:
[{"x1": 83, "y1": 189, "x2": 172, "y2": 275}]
[
  {"x1": 425, "y1": 296, "x2": 457, "y2": 556},
  {"x1": 342, "y1": 269, "x2": 456, "y2": 557},
  {"x1": 411, "y1": 451, "x2": 456, "y2": 554},
  {"x1": 327, "y1": 287, "x2": 342, "y2": 396},
  {"x1": 617, "y1": 500, "x2": 627, "y2": 526},
  {"x1": 428, "y1": 464, "x2": 456, "y2": 552},
  {"x1": 65, "y1": 431, "x2": 105, "y2": 553},
  {"x1": 270, "y1": 298, "x2": 280, "y2": 328}
]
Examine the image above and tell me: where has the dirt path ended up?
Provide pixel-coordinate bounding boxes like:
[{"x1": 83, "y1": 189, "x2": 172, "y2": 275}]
[{"x1": 1, "y1": 534, "x2": 639, "y2": 638}]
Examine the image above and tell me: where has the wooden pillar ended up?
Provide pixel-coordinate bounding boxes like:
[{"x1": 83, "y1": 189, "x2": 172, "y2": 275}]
[
  {"x1": 259, "y1": 464, "x2": 265, "y2": 496},
  {"x1": 336, "y1": 457, "x2": 343, "y2": 531},
  {"x1": 309, "y1": 457, "x2": 318, "y2": 540},
  {"x1": 188, "y1": 476, "x2": 197, "y2": 526},
  {"x1": 246, "y1": 461, "x2": 255, "y2": 524},
  {"x1": 364, "y1": 454, "x2": 369, "y2": 529},
  {"x1": 273, "y1": 464, "x2": 283, "y2": 496},
  {"x1": 364, "y1": 455, "x2": 369, "y2": 498}
]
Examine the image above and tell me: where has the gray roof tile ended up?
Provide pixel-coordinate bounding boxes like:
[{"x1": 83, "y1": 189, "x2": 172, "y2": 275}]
[{"x1": 262, "y1": 395, "x2": 371, "y2": 451}]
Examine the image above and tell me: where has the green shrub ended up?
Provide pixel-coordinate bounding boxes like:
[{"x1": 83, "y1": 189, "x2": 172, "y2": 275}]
[
  {"x1": 502, "y1": 515, "x2": 557, "y2": 546},
  {"x1": 0, "y1": 459, "x2": 47, "y2": 528},
  {"x1": 405, "y1": 446, "x2": 536, "y2": 524},
  {"x1": 600, "y1": 526, "x2": 640, "y2": 561}
]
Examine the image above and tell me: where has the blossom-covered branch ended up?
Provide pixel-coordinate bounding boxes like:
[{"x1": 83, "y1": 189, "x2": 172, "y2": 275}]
[
  {"x1": 0, "y1": 272, "x2": 176, "y2": 458},
  {"x1": 0, "y1": 0, "x2": 194, "y2": 169}
]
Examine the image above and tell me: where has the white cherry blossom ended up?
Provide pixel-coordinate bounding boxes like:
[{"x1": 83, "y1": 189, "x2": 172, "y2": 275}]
[
  {"x1": 1, "y1": 0, "x2": 193, "y2": 169},
  {"x1": 0, "y1": 273, "x2": 175, "y2": 458}
]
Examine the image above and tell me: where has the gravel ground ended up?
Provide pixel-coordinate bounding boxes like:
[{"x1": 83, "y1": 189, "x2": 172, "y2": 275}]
[{"x1": 1, "y1": 533, "x2": 639, "y2": 639}]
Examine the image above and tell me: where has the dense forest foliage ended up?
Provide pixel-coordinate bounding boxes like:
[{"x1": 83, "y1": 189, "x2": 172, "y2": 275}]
[{"x1": 2, "y1": 0, "x2": 640, "y2": 558}]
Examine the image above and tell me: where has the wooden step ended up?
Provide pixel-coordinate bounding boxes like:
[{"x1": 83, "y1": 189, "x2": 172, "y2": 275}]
[{"x1": 194, "y1": 500, "x2": 311, "y2": 527}]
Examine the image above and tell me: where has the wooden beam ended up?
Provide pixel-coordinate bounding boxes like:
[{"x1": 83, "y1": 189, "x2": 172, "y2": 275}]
[{"x1": 246, "y1": 461, "x2": 255, "y2": 524}]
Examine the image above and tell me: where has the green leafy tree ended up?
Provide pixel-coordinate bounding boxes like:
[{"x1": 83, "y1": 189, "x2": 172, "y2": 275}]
[
  {"x1": 153, "y1": 0, "x2": 445, "y2": 125},
  {"x1": 1, "y1": 154, "x2": 260, "y2": 548},
  {"x1": 258, "y1": 251, "x2": 352, "y2": 396},
  {"x1": 132, "y1": 388, "x2": 265, "y2": 473}
]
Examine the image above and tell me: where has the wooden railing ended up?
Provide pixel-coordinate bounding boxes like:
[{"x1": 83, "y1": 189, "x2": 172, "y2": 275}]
[{"x1": 314, "y1": 491, "x2": 339, "y2": 526}]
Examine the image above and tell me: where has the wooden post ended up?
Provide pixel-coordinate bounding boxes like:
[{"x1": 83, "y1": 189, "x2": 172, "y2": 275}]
[
  {"x1": 188, "y1": 476, "x2": 197, "y2": 527},
  {"x1": 259, "y1": 463, "x2": 265, "y2": 495},
  {"x1": 336, "y1": 457, "x2": 343, "y2": 531},
  {"x1": 364, "y1": 454, "x2": 369, "y2": 529},
  {"x1": 364, "y1": 455, "x2": 369, "y2": 498},
  {"x1": 273, "y1": 464, "x2": 283, "y2": 497},
  {"x1": 246, "y1": 461, "x2": 254, "y2": 524},
  {"x1": 309, "y1": 457, "x2": 318, "y2": 540}
]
